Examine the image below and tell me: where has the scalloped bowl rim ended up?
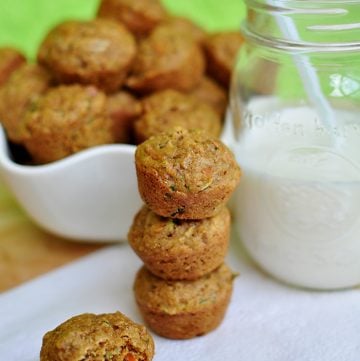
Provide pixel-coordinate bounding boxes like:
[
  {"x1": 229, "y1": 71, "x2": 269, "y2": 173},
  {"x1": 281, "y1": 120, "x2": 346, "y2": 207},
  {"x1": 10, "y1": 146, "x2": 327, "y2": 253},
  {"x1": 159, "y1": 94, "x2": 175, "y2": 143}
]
[{"x1": 0, "y1": 125, "x2": 137, "y2": 174}]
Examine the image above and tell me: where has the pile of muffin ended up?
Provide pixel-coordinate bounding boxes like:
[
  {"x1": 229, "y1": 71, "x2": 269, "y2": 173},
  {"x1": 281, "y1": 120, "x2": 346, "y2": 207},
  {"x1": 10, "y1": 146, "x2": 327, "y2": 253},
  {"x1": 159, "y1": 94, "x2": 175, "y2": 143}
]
[
  {"x1": 0, "y1": 0, "x2": 244, "y2": 164},
  {"x1": 128, "y1": 127, "x2": 241, "y2": 339}
]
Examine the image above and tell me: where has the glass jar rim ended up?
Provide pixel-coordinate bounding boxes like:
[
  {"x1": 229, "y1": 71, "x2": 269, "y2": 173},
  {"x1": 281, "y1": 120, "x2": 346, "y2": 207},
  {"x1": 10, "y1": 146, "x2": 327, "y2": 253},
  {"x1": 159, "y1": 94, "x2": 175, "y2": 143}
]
[
  {"x1": 242, "y1": 23, "x2": 360, "y2": 53},
  {"x1": 247, "y1": 0, "x2": 360, "y2": 7},
  {"x1": 244, "y1": 0, "x2": 360, "y2": 51}
]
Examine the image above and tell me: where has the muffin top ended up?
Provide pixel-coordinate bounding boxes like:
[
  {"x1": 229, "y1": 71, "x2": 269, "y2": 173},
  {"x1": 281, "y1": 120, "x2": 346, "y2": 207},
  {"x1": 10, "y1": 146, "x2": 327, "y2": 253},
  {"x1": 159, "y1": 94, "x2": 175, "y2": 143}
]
[
  {"x1": 19, "y1": 84, "x2": 115, "y2": 163},
  {"x1": 135, "y1": 127, "x2": 241, "y2": 194},
  {"x1": 0, "y1": 47, "x2": 26, "y2": 87},
  {"x1": 0, "y1": 63, "x2": 52, "y2": 142},
  {"x1": 189, "y1": 76, "x2": 228, "y2": 117},
  {"x1": 134, "y1": 264, "x2": 234, "y2": 315},
  {"x1": 0, "y1": 63, "x2": 51, "y2": 110},
  {"x1": 129, "y1": 25, "x2": 192, "y2": 75},
  {"x1": 126, "y1": 25, "x2": 204, "y2": 93},
  {"x1": 203, "y1": 31, "x2": 244, "y2": 87},
  {"x1": 134, "y1": 89, "x2": 221, "y2": 142},
  {"x1": 97, "y1": 0, "x2": 167, "y2": 37},
  {"x1": 129, "y1": 205, "x2": 230, "y2": 255},
  {"x1": 22, "y1": 85, "x2": 107, "y2": 136},
  {"x1": 157, "y1": 16, "x2": 207, "y2": 43},
  {"x1": 204, "y1": 32, "x2": 244, "y2": 73},
  {"x1": 40, "y1": 312, "x2": 155, "y2": 361},
  {"x1": 38, "y1": 19, "x2": 136, "y2": 92}
]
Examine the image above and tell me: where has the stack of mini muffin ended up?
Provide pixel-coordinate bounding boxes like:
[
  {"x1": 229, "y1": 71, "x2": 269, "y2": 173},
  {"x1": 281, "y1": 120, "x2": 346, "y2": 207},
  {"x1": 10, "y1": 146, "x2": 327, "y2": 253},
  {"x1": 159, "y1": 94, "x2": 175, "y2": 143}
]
[{"x1": 128, "y1": 127, "x2": 241, "y2": 339}]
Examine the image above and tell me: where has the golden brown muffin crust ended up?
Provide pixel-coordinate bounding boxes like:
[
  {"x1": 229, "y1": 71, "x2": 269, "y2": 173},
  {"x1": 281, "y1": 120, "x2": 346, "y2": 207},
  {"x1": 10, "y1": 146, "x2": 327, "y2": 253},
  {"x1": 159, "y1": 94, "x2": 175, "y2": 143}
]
[
  {"x1": 134, "y1": 264, "x2": 235, "y2": 339},
  {"x1": 0, "y1": 47, "x2": 26, "y2": 87},
  {"x1": 106, "y1": 91, "x2": 141, "y2": 143},
  {"x1": 188, "y1": 76, "x2": 228, "y2": 117},
  {"x1": 134, "y1": 89, "x2": 221, "y2": 143},
  {"x1": 159, "y1": 16, "x2": 207, "y2": 44},
  {"x1": 20, "y1": 85, "x2": 115, "y2": 163},
  {"x1": 0, "y1": 63, "x2": 52, "y2": 143},
  {"x1": 97, "y1": 0, "x2": 167, "y2": 37},
  {"x1": 135, "y1": 127, "x2": 241, "y2": 219},
  {"x1": 40, "y1": 312, "x2": 155, "y2": 361},
  {"x1": 129, "y1": 206, "x2": 230, "y2": 280},
  {"x1": 203, "y1": 32, "x2": 244, "y2": 88},
  {"x1": 38, "y1": 19, "x2": 137, "y2": 93},
  {"x1": 126, "y1": 25, "x2": 205, "y2": 94}
]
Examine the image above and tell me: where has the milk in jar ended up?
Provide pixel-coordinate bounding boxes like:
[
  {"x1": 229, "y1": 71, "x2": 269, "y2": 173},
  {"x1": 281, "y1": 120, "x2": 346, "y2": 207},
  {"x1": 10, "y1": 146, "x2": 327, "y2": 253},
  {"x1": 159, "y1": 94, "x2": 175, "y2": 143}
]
[{"x1": 230, "y1": 97, "x2": 360, "y2": 289}]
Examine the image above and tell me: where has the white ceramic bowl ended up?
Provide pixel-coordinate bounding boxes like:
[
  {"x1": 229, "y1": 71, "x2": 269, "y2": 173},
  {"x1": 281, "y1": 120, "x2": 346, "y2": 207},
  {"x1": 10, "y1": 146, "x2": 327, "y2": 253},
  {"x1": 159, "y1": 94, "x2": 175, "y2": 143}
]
[{"x1": 0, "y1": 125, "x2": 142, "y2": 242}]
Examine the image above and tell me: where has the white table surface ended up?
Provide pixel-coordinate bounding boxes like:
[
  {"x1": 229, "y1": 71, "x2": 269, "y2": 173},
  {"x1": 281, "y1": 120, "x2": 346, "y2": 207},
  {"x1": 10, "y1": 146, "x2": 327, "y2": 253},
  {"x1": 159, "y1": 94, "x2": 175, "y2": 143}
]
[{"x1": 1, "y1": 236, "x2": 359, "y2": 361}]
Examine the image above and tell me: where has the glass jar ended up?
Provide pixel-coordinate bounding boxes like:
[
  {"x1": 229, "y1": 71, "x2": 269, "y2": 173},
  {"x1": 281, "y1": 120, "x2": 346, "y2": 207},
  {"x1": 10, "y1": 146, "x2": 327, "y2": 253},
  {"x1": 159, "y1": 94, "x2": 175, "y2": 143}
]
[{"x1": 229, "y1": 0, "x2": 360, "y2": 290}]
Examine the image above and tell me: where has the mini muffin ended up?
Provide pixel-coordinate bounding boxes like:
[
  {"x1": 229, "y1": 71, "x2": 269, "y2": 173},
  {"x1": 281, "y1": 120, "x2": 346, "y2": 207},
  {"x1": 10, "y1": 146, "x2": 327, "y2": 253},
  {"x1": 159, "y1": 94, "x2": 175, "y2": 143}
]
[
  {"x1": 40, "y1": 312, "x2": 155, "y2": 361},
  {"x1": 160, "y1": 16, "x2": 207, "y2": 43},
  {"x1": 0, "y1": 47, "x2": 26, "y2": 87},
  {"x1": 129, "y1": 206, "x2": 230, "y2": 280},
  {"x1": 188, "y1": 76, "x2": 228, "y2": 117},
  {"x1": 0, "y1": 63, "x2": 52, "y2": 143},
  {"x1": 20, "y1": 85, "x2": 115, "y2": 164},
  {"x1": 134, "y1": 264, "x2": 235, "y2": 339},
  {"x1": 203, "y1": 32, "x2": 244, "y2": 88},
  {"x1": 97, "y1": 0, "x2": 167, "y2": 37},
  {"x1": 135, "y1": 127, "x2": 241, "y2": 219},
  {"x1": 38, "y1": 19, "x2": 136, "y2": 93},
  {"x1": 126, "y1": 25, "x2": 205, "y2": 94},
  {"x1": 134, "y1": 89, "x2": 221, "y2": 143},
  {"x1": 106, "y1": 91, "x2": 141, "y2": 143}
]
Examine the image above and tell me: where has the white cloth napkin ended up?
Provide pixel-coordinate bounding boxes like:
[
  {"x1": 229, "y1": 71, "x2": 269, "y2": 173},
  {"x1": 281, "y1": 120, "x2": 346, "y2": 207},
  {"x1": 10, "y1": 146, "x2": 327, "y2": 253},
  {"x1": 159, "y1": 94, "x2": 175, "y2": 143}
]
[{"x1": 1, "y1": 239, "x2": 360, "y2": 361}]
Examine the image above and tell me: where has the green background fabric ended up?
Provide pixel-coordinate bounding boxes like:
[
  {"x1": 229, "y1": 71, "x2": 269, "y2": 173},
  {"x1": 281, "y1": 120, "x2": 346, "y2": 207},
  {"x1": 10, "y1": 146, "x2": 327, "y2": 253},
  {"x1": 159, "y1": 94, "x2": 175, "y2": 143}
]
[{"x1": 0, "y1": 0, "x2": 246, "y2": 60}]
